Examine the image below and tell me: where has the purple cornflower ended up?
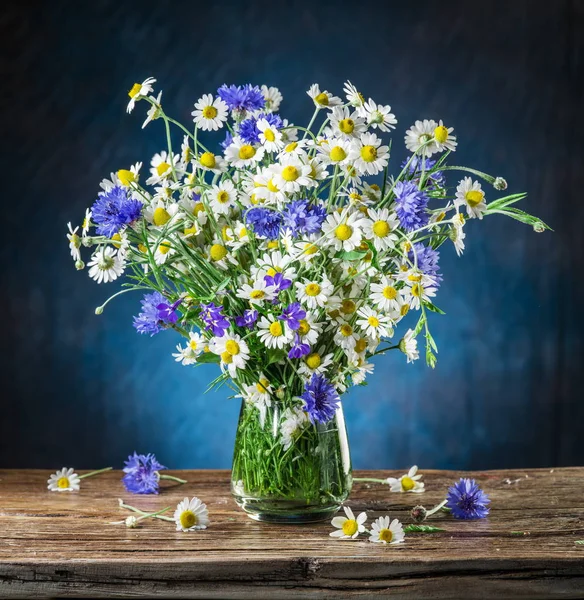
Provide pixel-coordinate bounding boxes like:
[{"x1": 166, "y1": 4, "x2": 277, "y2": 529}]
[
  {"x1": 264, "y1": 272, "x2": 291, "y2": 293},
  {"x1": 245, "y1": 207, "x2": 282, "y2": 239},
  {"x1": 91, "y1": 186, "x2": 143, "y2": 237},
  {"x1": 199, "y1": 302, "x2": 230, "y2": 337},
  {"x1": 402, "y1": 156, "x2": 445, "y2": 189},
  {"x1": 282, "y1": 199, "x2": 327, "y2": 237},
  {"x1": 288, "y1": 334, "x2": 311, "y2": 359},
  {"x1": 446, "y1": 478, "x2": 490, "y2": 520},
  {"x1": 301, "y1": 374, "x2": 341, "y2": 424},
  {"x1": 238, "y1": 112, "x2": 283, "y2": 145},
  {"x1": 220, "y1": 131, "x2": 233, "y2": 151},
  {"x1": 133, "y1": 292, "x2": 180, "y2": 336},
  {"x1": 278, "y1": 302, "x2": 306, "y2": 330},
  {"x1": 217, "y1": 84, "x2": 265, "y2": 113},
  {"x1": 409, "y1": 243, "x2": 442, "y2": 285},
  {"x1": 235, "y1": 309, "x2": 258, "y2": 329},
  {"x1": 394, "y1": 181, "x2": 429, "y2": 232},
  {"x1": 122, "y1": 452, "x2": 166, "y2": 494}
]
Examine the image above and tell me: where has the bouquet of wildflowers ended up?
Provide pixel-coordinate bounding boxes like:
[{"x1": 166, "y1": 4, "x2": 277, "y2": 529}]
[{"x1": 66, "y1": 78, "x2": 546, "y2": 516}]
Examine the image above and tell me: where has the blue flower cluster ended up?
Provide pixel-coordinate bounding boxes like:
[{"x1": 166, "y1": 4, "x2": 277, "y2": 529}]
[
  {"x1": 217, "y1": 84, "x2": 265, "y2": 112},
  {"x1": 122, "y1": 452, "x2": 166, "y2": 494},
  {"x1": 301, "y1": 374, "x2": 341, "y2": 424},
  {"x1": 394, "y1": 181, "x2": 429, "y2": 232},
  {"x1": 199, "y1": 302, "x2": 230, "y2": 337},
  {"x1": 409, "y1": 243, "x2": 442, "y2": 285},
  {"x1": 239, "y1": 113, "x2": 283, "y2": 145},
  {"x1": 245, "y1": 207, "x2": 283, "y2": 239},
  {"x1": 446, "y1": 478, "x2": 490, "y2": 519},
  {"x1": 235, "y1": 309, "x2": 258, "y2": 329},
  {"x1": 91, "y1": 186, "x2": 143, "y2": 237},
  {"x1": 402, "y1": 156, "x2": 445, "y2": 189},
  {"x1": 282, "y1": 199, "x2": 327, "y2": 237},
  {"x1": 133, "y1": 292, "x2": 180, "y2": 336}
]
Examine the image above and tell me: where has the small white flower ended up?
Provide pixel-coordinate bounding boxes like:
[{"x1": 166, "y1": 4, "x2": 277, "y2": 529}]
[
  {"x1": 261, "y1": 85, "x2": 283, "y2": 112},
  {"x1": 296, "y1": 311, "x2": 323, "y2": 345},
  {"x1": 295, "y1": 277, "x2": 333, "y2": 309},
  {"x1": 196, "y1": 151, "x2": 227, "y2": 173},
  {"x1": 257, "y1": 315, "x2": 294, "y2": 349},
  {"x1": 307, "y1": 84, "x2": 342, "y2": 109},
  {"x1": 224, "y1": 136, "x2": 265, "y2": 168},
  {"x1": 321, "y1": 210, "x2": 365, "y2": 252},
  {"x1": 125, "y1": 516, "x2": 139, "y2": 528},
  {"x1": 207, "y1": 180, "x2": 237, "y2": 215},
  {"x1": 278, "y1": 139, "x2": 308, "y2": 160},
  {"x1": 257, "y1": 118, "x2": 284, "y2": 152},
  {"x1": 362, "y1": 207, "x2": 399, "y2": 251},
  {"x1": 87, "y1": 247, "x2": 125, "y2": 283},
  {"x1": 330, "y1": 506, "x2": 367, "y2": 539},
  {"x1": 333, "y1": 319, "x2": 359, "y2": 351},
  {"x1": 404, "y1": 119, "x2": 438, "y2": 156},
  {"x1": 211, "y1": 334, "x2": 250, "y2": 378},
  {"x1": 399, "y1": 329, "x2": 419, "y2": 363},
  {"x1": 174, "y1": 496, "x2": 209, "y2": 532},
  {"x1": 451, "y1": 212, "x2": 466, "y2": 256},
  {"x1": 317, "y1": 137, "x2": 353, "y2": 167},
  {"x1": 142, "y1": 91, "x2": 162, "y2": 128},
  {"x1": 271, "y1": 157, "x2": 314, "y2": 194},
  {"x1": 279, "y1": 406, "x2": 308, "y2": 450},
  {"x1": 358, "y1": 98, "x2": 397, "y2": 132},
  {"x1": 369, "y1": 516, "x2": 405, "y2": 544},
  {"x1": 126, "y1": 77, "x2": 156, "y2": 113},
  {"x1": 47, "y1": 468, "x2": 81, "y2": 492},
  {"x1": 298, "y1": 348, "x2": 334, "y2": 378},
  {"x1": 146, "y1": 151, "x2": 183, "y2": 185},
  {"x1": 433, "y1": 120, "x2": 457, "y2": 152},
  {"x1": 173, "y1": 331, "x2": 207, "y2": 365},
  {"x1": 328, "y1": 106, "x2": 366, "y2": 139},
  {"x1": 356, "y1": 306, "x2": 393, "y2": 339},
  {"x1": 349, "y1": 132, "x2": 390, "y2": 175},
  {"x1": 386, "y1": 465, "x2": 425, "y2": 493},
  {"x1": 370, "y1": 277, "x2": 402, "y2": 313},
  {"x1": 455, "y1": 177, "x2": 487, "y2": 219},
  {"x1": 191, "y1": 94, "x2": 229, "y2": 131},
  {"x1": 343, "y1": 80, "x2": 365, "y2": 108},
  {"x1": 236, "y1": 278, "x2": 276, "y2": 306},
  {"x1": 66, "y1": 223, "x2": 82, "y2": 261},
  {"x1": 238, "y1": 375, "x2": 273, "y2": 426}
]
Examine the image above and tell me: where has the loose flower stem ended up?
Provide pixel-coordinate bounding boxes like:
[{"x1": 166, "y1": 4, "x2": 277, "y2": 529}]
[
  {"x1": 78, "y1": 467, "x2": 113, "y2": 480},
  {"x1": 118, "y1": 499, "x2": 175, "y2": 522},
  {"x1": 111, "y1": 505, "x2": 172, "y2": 525},
  {"x1": 353, "y1": 477, "x2": 387, "y2": 484},
  {"x1": 159, "y1": 474, "x2": 188, "y2": 484},
  {"x1": 426, "y1": 499, "x2": 448, "y2": 517}
]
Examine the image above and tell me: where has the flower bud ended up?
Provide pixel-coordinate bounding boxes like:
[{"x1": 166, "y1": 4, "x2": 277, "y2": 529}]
[
  {"x1": 95, "y1": 306, "x2": 104, "y2": 315},
  {"x1": 533, "y1": 221, "x2": 545, "y2": 233},
  {"x1": 125, "y1": 516, "x2": 139, "y2": 528},
  {"x1": 411, "y1": 505, "x2": 427, "y2": 523},
  {"x1": 75, "y1": 260, "x2": 85, "y2": 270},
  {"x1": 493, "y1": 177, "x2": 508, "y2": 191}
]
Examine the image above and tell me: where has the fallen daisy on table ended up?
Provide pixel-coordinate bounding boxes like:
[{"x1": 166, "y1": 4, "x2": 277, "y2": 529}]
[
  {"x1": 47, "y1": 466, "x2": 112, "y2": 492},
  {"x1": 174, "y1": 496, "x2": 210, "y2": 532},
  {"x1": 354, "y1": 465, "x2": 425, "y2": 493},
  {"x1": 329, "y1": 505, "x2": 367, "y2": 539},
  {"x1": 369, "y1": 516, "x2": 405, "y2": 544}
]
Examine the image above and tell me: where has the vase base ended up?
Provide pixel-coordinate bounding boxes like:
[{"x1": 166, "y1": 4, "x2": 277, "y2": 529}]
[{"x1": 234, "y1": 496, "x2": 341, "y2": 524}]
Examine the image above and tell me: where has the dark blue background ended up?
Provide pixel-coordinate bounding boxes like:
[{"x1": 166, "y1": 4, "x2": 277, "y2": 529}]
[{"x1": 1, "y1": 0, "x2": 582, "y2": 470}]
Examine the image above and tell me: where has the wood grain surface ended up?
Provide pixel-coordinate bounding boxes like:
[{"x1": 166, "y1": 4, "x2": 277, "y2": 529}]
[{"x1": 0, "y1": 468, "x2": 583, "y2": 598}]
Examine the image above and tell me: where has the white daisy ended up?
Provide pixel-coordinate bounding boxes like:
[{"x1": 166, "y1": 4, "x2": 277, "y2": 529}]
[
  {"x1": 146, "y1": 151, "x2": 183, "y2": 185},
  {"x1": 399, "y1": 329, "x2": 419, "y2": 363},
  {"x1": 257, "y1": 315, "x2": 294, "y2": 349},
  {"x1": 370, "y1": 276, "x2": 402, "y2": 312},
  {"x1": 279, "y1": 406, "x2": 308, "y2": 450},
  {"x1": 191, "y1": 94, "x2": 228, "y2": 131},
  {"x1": 211, "y1": 334, "x2": 250, "y2": 378},
  {"x1": 451, "y1": 212, "x2": 466, "y2": 256},
  {"x1": 330, "y1": 506, "x2": 367, "y2": 539},
  {"x1": 404, "y1": 119, "x2": 438, "y2": 156},
  {"x1": 369, "y1": 516, "x2": 405, "y2": 545},
  {"x1": 278, "y1": 139, "x2": 308, "y2": 160},
  {"x1": 328, "y1": 106, "x2": 366, "y2": 139},
  {"x1": 100, "y1": 162, "x2": 143, "y2": 192},
  {"x1": 307, "y1": 84, "x2": 342, "y2": 109},
  {"x1": 343, "y1": 80, "x2": 365, "y2": 108},
  {"x1": 236, "y1": 278, "x2": 276, "y2": 305},
  {"x1": 142, "y1": 91, "x2": 163, "y2": 128},
  {"x1": 174, "y1": 497, "x2": 209, "y2": 532},
  {"x1": 239, "y1": 375, "x2": 273, "y2": 427},
  {"x1": 362, "y1": 207, "x2": 399, "y2": 251},
  {"x1": 153, "y1": 239, "x2": 175, "y2": 265},
  {"x1": 207, "y1": 180, "x2": 237, "y2": 215},
  {"x1": 386, "y1": 465, "x2": 425, "y2": 493},
  {"x1": 252, "y1": 250, "x2": 296, "y2": 281},
  {"x1": 351, "y1": 356, "x2": 375, "y2": 385},
  {"x1": 298, "y1": 348, "x2": 334, "y2": 378},
  {"x1": 333, "y1": 319, "x2": 359, "y2": 351},
  {"x1": 321, "y1": 210, "x2": 365, "y2": 252},
  {"x1": 261, "y1": 85, "x2": 283, "y2": 112},
  {"x1": 433, "y1": 120, "x2": 457, "y2": 152},
  {"x1": 317, "y1": 137, "x2": 353, "y2": 167},
  {"x1": 296, "y1": 311, "x2": 323, "y2": 345},
  {"x1": 356, "y1": 306, "x2": 393, "y2": 339},
  {"x1": 358, "y1": 98, "x2": 397, "y2": 132},
  {"x1": 173, "y1": 331, "x2": 207, "y2": 365},
  {"x1": 47, "y1": 467, "x2": 81, "y2": 492},
  {"x1": 81, "y1": 208, "x2": 92, "y2": 235},
  {"x1": 349, "y1": 132, "x2": 390, "y2": 175},
  {"x1": 248, "y1": 166, "x2": 287, "y2": 207},
  {"x1": 66, "y1": 223, "x2": 81, "y2": 262},
  {"x1": 127, "y1": 77, "x2": 156, "y2": 113},
  {"x1": 400, "y1": 271, "x2": 438, "y2": 310},
  {"x1": 224, "y1": 136, "x2": 265, "y2": 168},
  {"x1": 257, "y1": 118, "x2": 284, "y2": 152},
  {"x1": 295, "y1": 276, "x2": 333, "y2": 309},
  {"x1": 87, "y1": 247, "x2": 125, "y2": 283},
  {"x1": 279, "y1": 118, "x2": 298, "y2": 143},
  {"x1": 271, "y1": 157, "x2": 314, "y2": 194},
  {"x1": 455, "y1": 177, "x2": 487, "y2": 219},
  {"x1": 196, "y1": 151, "x2": 227, "y2": 173}
]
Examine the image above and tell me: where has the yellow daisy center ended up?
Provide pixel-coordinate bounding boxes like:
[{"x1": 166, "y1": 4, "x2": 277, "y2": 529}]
[
  {"x1": 193, "y1": 202, "x2": 205, "y2": 216},
  {"x1": 341, "y1": 299, "x2": 356, "y2": 314},
  {"x1": 269, "y1": 321, "x2": 283, "y2": 337},
  {"x1": 285, "y1": 142, "x2": 298, "y2": 153},
  {"x1": 267, "y1": 240, "x2": 279, "y2": 249},
  {"x1": 250, "y1": 290, "x2": 266, "y2": 300},
  {"x1": 383, "y1": 286, "x2": 397, "y2": 300},
  {"x1": 379, "y1": 528, "x2": 393, "y2": 543},
  {"x1": 340, "y1": 324, "x2": 353, "y2": 337},
  {"x1": 281, "y1": 165, "x2": 299, "y2": 181},
  {"x1": 368, "y1": 316, "x2": 380, "y2": 327},
  {"x1": 263, "y1": 129, "x2": 275, "y2": 142},
  {"x1": 202, "y1": 105, "x2": 218, "y2": 119},
  {"x1": 179, "y1": 510, "x2": 197, "y2": 529},
  {"x1": 306, "y1": 353, "x2": 321, "y2": 369},
  {"x1": 465, "y1": 190, "x2": 484, "y2": 207},
  {"x1": 117, "y1": 169, "x2": 135, "y2": 186},
  {"x1": 216, "y1": 190, "x2": 230, "y2": 204},
  {"x1": 339, "y1": 118, "x2": 354, "y2": 134},
  {"x1": 153, "y1": 207, "x2": 171, "y2": 226},
  {"x1": 330, "y1": 146, "x2": 347, "y2": 162},
  {"x1": 435, "y1": 211, "x2": 446, "y2": 222},
  {"x1": 238, "y1": 145, "x2": 256, "y2": 160},
  {"x1": 256, "y1": 378, "x2": 270, "y2": 393},
  {"x1": 57, "y1": 477, "x2": 70, "y2": 489},
  {"x1": 401, "y1": 476, "x2": 415, "y2": 491},
  {"x1": 200, "y1": 152, "x2": 216, "y2": 168},
  {"x1": 434, "y1": 125, "x2": 449, "y2": 144},
  {"x1": 128, "y1": 83, "x2": 142, "y2": 98},
  {"x1": 360, "y1": 145, "x2": 377, "y2": 162},
  {"x1": 189, "y1": 340, "x2": 198, "y2": 351},
  {"x1": 210, "y1": 244, "x2": 227, "y2": 261},
  {"x1": 110, "y1": 233, "x2": 122, "y2": 248},
  {"x1": 314, "y1": 92, "x2": 329, "y2": 106},
  {"x1": 305, "y1": 283, "x2": 321, "y2": 297},
  {"x1": 225, "y1": 340, "x2": 240, "y2": 355},
  {"x1": 156, "y1": 162, "x2": 170, "y2": 176},
  {"x1": 400, "y1": 304, "x2": 409, "y2": 317},
  {"x1": 373, "y1": 220, "x2": 390, "y2": 237},
  {"x1": 354, "y1": 338, "x2": 367, "y2": 354},
  {"x1": 298, "y1": 319, "x2": 311, "y2": 336},
  {"x1": 266, "y1": 267, "x2": 281, "y2": 277},
  {"x1": 408, "y1": 273, "x2": 422, "y2": 282},
  {"x1": 158, "y1": 241, "x2": 171, "y2": 255},
  {"x1": 411, "y1": 284, "x2": 421, "y2": 297},
  {"x1": 138, "y1": 243, "x2": 148, "y2": 253},
  {"x1": 342, "y1": 519, "x2": 358, "y2": 536},
  {"x1": 303, "y1": 243, "x2": 318, "y2": 256},
  {"x1": 267, "y1": 178, "x2": 279, "y2": 193},
  {"x1": 221, "y1": 351, "x2": 233, "y2": 364},
  {"x1": 335, "y1": 224, "x2": 353, "y2": 241}
]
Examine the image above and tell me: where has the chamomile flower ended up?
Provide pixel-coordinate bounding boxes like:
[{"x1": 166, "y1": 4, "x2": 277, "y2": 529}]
[
  {"x1": 47, "y1": 468, "x2": 81, "y2": 492},
  {"x1": 321, "y1": 210, "x2": 365, "y2": 252},
  {"x1": 257, "y1": 118, "x2": 284, "y2": 152},
  {"x1": 349, "y1": 132, "x2": 390, "y2": 175},
  {"x1": 191, "y1": 94, "x2": 229, "y2": 131},
  {"x1": 386, "y1": 466, "x2": 425, "y2": 494},
  {"x1": 225, "y1": 136, "x2": 265, "y2": 168},
  {"x1": 248, "y1": 166, "x2": 287, "y2": 207},
  {"x1": 433, "y1": 120, "x2": 457, "y2": 152},
  {"x1": 298, "y1": 348, "x2": 334, "y2": 378},
  {"x1": 296, "y1": 311, "x2": 322, "y2": 345},
  {"x1": 173, "y1": 331, "x2": 206, "y2": 365},
  {"x1": 257, "y1": 315, "x2": 294, "y2": 349},
  {"x1": 211, "y1": 334, "x2": 250, "y2": 378},
  {"x1": 358, "y1": 98, "x2": 397, "y2": 132},
  {"x1": 333, "y1": 319, "x2": 359, "y2": 351},
  {"x1": 66, "y1": 223, "x2": 81, "y2": 261},
  {"x1": 279, "y1": 406, "x2": 308, "y2": 450},
  {"x1": 328, "y1": 106, "x2": 366, "y2": 139},
  {"x1": 351, "y1": 356, "x2": 375, "y2": 385},
  {"x1": 146, "y1": 151, "x2": 182, "y2": 185},
  {"x1": 127, "y1": 77, "x2": 156, "y2": 113},
  {"x1": 307, "y1": 84, "x2": 342, "y2": 109},
  {"x1": 87, "y1": 247, "x2": 125, "y2": 283},
  {"x1": 153, "y1": 239, "x2": 175, "y2": 265},
  {"x1": 239, "y1": 374, "x2": 273, "y2": 426},
  {"x1": 261, "y1": 85, "x2": 283, "y2": 112},
  {"x1": 271, "y1": 158, "x2": 314, "y2": 193},
  {"x1": 368, "y1": 516, "x2": 405, "y2": 545},
  {"x1": 142, "y1": 91, "x2": 162, "y2": 128},
  {"x1": 207, "y1": 180, "x2": 237, "y2": 215},
  {"x1": 404, "y1": 119, "x2": 438, "y2": 156},
  {"x1": 295, "y1": 276, "x2": 333, "y2": 309},
  {"x1": 455, "y1": 177, "x2": 487, "y2": 219},
  {"x1": 399, "y1": 329, "x2": 419, "y2": 363},
  {"x1": 174, "y1": 496, "x2": 209, "y2": 532},
  {"x1": 450, "y1": 212, "x2": 466, "y2": 256},
  {"x1": 81, "y1": 208, "x2": 92, "y2": 235},
  {"x1": 370, "y1": 276, "x2": 402, "y2": 312},
  {"x1": 252, "y1": 250, "x2": 296, "y2": 281},
  {"x1": 356, "y1": 306, "x2": 393, "y2": 339},
  {"x1": 343, "y1": 80, "x2": 365, "y2": 108},
  {"x1": 362, "y1": 208, "x2": 399, "y2": 251},
  {"x1": 330, "y1": 506, "x2": 367, "y2": 539},
  {"x1": 317, "y1": 137, "x2": 352, "y2": 166},
  {"x1": 196, "y1": 151, "x2": 227, "y2": 173},
  {"x1": 236, "y1": 278, "x2": 276, "y2": 305},
  {"x1": 279, "y1": 139, "x2": 308, "y2": 160}
]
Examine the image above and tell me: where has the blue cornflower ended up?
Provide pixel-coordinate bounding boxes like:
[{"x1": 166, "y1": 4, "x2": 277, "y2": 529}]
[
  {"x1": 409, "y1": 243, "x2": 442, "y2": 285},
  {"x1": 122, "y1": 452, "x2": 167, "y2": 494},
  {"x1": 278, "y1": 302, "x2": 306, "y2": 331},
  {"x1": 217, "y1": 84, "x2": 265, "y2": 112},
  {"x1": 221, "y1": 131, "x2": 233, "y2": 151},
  {"x1": 402, "y1": 156, "x2": 445, "y2": 189},
  {"x1": 238, "y1": 113, "x2": 283, "y2": 145},
  {"x1": 235, "y1": 309, "x2": 258, "y2": 329},
  {"x1": 301, "y1": 374, "x2": 341, "y2": 424},
  {"x1": 245, "y1": 207, "x2": 282, "y2": 239},
  {"x1": 288, "y1": 334, "x2": 310, "y2": 359},
  {"x1": 91, "y1": 186, "x2": 143, "y2": 237},
  {"x1": 282, "y1": 199, "x2": 327, "y2": 237},
  {"x1": 133, "y1": 292, "x2": 180, "y2": 336},
  {"x1": 394, "y1": 181, "x2": 429, "y2": 232},
  {"x1": 199, "y1": 302, "x2": 230, "y2": 337},
  {"x1": 264, "y1": 272, "x2": 291, "y2": 293},
  {"x1": 446, "y1": 478, "x2": 490, "y2": 520}
]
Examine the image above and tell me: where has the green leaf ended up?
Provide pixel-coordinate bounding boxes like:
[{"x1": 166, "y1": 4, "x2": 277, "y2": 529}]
[
  {"x1": 266, "y1": 349, "x2": 287, "y2": 366},
  {"x1": 339, "y1": 250, "x2": 367, "y2": 262},
  {"x1": 424, "y1": 301, "x2": 446, "y2": 315},
  {"x1": 196, "y1": 352, "x2": 221, "y2": 364},
  {"x1": 403, "y1": 524, "x2": 444, "y2": 533},
  {"x1": 575, "y1": 540, "x2": 584, "y2": 546},
  {"x1": 413, "y1": 314, "x2": 425, "y2": 337},
  {"x1": 510, "y1": 531, "x2": 528, "y2": 536}
]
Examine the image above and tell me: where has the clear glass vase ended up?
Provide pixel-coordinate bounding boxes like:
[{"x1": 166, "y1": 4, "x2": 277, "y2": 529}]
[{"x1": 231, "y1": 397, "x2": 352, "y2": 523}]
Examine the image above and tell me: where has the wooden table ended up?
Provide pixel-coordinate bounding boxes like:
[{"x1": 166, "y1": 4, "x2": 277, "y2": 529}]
[{"x1": 1, "y1": 468, "x2": 583, "y2": 598}]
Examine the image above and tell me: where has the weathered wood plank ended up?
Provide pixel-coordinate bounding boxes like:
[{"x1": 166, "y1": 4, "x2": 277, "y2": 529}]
[{"x1": 0, "y1": 469, "x2": 583, "y2": 598}]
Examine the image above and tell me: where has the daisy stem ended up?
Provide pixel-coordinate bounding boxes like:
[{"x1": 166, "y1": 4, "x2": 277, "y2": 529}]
[
  {"x1": 78, "y1": 467, "x2": 113, "y2": 480},
  {"x1": 426, "y1": 499, "x2": 448, "y2": 517},
  {"x1": 303, "y1": 108, "x2": 319, "y2": 139},
  {"x1": 159, "y1": 474, "x2": 188, "y2": 484},
  {"x1": 353, "y1": 477, "x2": 387, "y2": 484},
  {"x1": 118, "y1": 500, "x2": 175, "y2": 522}
]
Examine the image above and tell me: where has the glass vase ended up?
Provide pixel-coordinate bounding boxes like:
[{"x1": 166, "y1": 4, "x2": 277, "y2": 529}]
[{"x1": 231, "y1": 397, "x2": 352, "y2": 523}]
